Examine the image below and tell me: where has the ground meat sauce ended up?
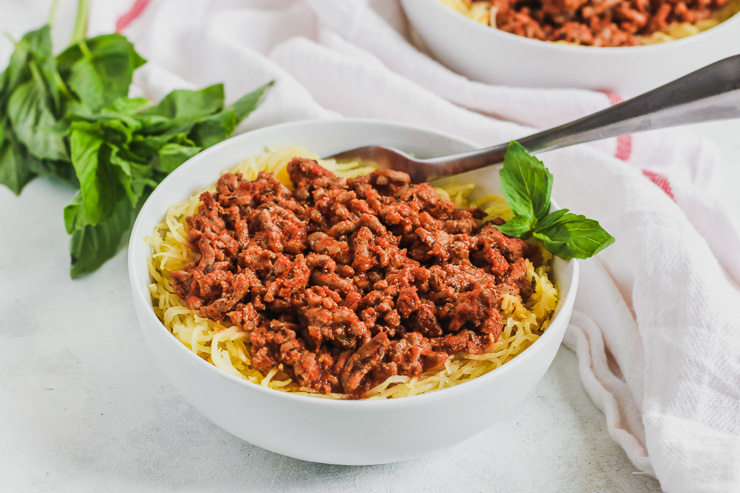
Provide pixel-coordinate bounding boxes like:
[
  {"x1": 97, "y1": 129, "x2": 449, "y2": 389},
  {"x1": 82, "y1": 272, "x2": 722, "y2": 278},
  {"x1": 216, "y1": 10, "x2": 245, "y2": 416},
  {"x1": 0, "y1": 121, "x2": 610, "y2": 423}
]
[
  {"x1": 171, "y1": 158, "x2": 539, "y2": 397},
  {"x1": 480, "y1": 0, "x2": 729, "y2": 46}
]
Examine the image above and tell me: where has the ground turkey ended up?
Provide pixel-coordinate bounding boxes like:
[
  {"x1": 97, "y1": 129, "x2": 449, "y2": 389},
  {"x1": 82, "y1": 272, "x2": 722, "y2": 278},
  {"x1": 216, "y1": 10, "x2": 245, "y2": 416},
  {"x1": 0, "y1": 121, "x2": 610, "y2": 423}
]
[
  {"x1": 171, "y1": 157, "x2": 539, "y2": 398},
  {"x1": 475, "y1": 0, "x2": 729, "y2": 47}
]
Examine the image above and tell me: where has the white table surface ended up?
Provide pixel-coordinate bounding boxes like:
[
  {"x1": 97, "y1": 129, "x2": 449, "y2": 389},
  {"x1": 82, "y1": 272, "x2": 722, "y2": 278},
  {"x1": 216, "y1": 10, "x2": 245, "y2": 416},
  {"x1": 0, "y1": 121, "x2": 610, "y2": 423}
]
[{"x1": 2, "y1": 2, "x2": 738, "y2": 492}]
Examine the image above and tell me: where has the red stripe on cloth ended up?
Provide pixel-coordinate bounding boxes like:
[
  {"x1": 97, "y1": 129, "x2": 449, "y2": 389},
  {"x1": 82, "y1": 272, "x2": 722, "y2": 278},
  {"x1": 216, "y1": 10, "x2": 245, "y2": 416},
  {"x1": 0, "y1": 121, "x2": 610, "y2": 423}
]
[
  {"x1": 614, "y1": 131, "x2": 633, "y2": 161},
  {"x1": 116, "y1": 0, "x2": 152, "y2": 32},
  {"x1": 607, "y1": 94, "x2": 673, "y2": 200},
  {"x1": 605, "y1": 92, "x2": 623, "y2": 106},
  {"x1": 605, "y1": 92, "x2": 633, "y2": 161},
  {"x1": 642, "y1": 170, "x2": 675, "y2": 200},
  {"x1": 607, "y1": 95, "x2": 672, "y2": 200}
]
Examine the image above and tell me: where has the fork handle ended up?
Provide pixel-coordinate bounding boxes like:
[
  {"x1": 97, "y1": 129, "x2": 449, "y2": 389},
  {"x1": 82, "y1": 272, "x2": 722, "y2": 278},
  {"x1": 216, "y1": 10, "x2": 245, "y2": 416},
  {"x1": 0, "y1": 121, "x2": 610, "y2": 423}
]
[{"x1": 425, "y1": 55, "x2": 740, "y2": 175}]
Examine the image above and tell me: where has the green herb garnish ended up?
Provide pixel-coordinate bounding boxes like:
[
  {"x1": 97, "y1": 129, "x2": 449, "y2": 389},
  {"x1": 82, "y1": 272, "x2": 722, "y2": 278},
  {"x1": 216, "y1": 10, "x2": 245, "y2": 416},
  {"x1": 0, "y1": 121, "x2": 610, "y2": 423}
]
[
  {"x1": 496, "y1": 141, "x2": 614, "y2": 259},
  {"x1": 0, "y1": 4, "x2": 273, "y2": 277}
]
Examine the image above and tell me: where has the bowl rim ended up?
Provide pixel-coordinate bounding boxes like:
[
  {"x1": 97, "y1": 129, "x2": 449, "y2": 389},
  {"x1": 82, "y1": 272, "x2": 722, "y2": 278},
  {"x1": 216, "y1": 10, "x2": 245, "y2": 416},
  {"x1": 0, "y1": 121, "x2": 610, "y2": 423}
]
[
  {"x1": 128, "y1": 118, "x2": 580, "y2": 409},
  {"x1": 413, "y1": 0, "x2": 740, "y2": 54}
]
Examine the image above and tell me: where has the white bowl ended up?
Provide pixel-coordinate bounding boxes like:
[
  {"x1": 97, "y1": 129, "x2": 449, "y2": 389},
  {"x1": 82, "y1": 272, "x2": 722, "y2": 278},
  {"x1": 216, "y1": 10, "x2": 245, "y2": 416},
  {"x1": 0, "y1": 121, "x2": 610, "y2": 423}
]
[
  {"x1": 128, "y1": 119, "x2": 579, "y2": 465},
  {"x1": 401, "y1": 0, "x2": 740, "y2": 96}
]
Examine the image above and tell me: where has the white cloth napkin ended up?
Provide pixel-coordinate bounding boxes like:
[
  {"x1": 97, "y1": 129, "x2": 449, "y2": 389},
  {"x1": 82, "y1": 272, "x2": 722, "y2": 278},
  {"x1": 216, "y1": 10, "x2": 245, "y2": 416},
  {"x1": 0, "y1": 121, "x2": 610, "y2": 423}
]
[{"x1": 89, "y1": 1, "x2": 740, "y2": 491}]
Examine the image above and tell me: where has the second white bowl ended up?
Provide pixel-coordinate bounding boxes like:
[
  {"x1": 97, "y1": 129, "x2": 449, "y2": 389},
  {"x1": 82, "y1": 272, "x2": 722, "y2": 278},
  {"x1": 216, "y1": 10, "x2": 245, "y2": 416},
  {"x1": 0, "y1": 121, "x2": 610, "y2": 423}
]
[{"x1": 401, "y1": 0, "x2": 740, "y2": 96}]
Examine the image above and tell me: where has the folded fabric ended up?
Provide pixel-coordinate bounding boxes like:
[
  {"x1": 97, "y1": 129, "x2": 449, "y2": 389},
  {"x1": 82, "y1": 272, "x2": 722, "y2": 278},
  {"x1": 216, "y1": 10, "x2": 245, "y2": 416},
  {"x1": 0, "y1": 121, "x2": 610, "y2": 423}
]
[{"x1": 90, "y1": 1, "x2": 740, "y2": 491}]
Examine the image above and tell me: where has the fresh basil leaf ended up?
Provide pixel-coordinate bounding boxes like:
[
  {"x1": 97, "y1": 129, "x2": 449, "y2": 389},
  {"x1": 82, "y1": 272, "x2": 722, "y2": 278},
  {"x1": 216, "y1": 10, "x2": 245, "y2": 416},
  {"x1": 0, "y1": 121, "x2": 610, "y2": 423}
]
[
  {"x1": 184, "y1": 79, "x2": 274, "y2": 150},
  {"x1": 62, "y1": 98, "x2": 94, "y2": 118},
  {"x1": 3, "y1": 26, "x2": 64, "y2": 117},
  {"x1": 189, "y1": 108, "x2": 237, "y2": 149},
  {"x1": 0, "y1": 27, "x2": 63, "y2": 194},
  {"x1": 0, "y1": 137, "x2": 36, "y2": 194},
  {"x1": 0, "y1": 115, "x2": 71, "y2": 186},
  {"x1": 109, "y1": 146, "x2": 156, "y2": 206},
  {"x1": 67, "y1": 58, "x2": 127, "y2": 111},
  {"x1": 63, "y1": 190, "x2": 86, "y2": 232},
  {"x1": 64, "y1": 124, "x2": 121, "y2": 233},
  {"x1": 227, "y1": 80, "x2": 273, "y2": 121},
  {"x1": 103, "y1": 97, "x2": 152, "y2": 116},
  {"x1": 127, "y1": 134, "x2": 170, "y2": 160},
  {"x1": 532, "y1": 210, "x2": 615, "y2": 260},
  {"x1": 496, "y1": 216, "x2": 533, "y2": 240},
  {"x1": 2, "y1": 26, "x2": 54, "y2": 95},
  {"x1": 135, "y1": 82, "x2": 271, "y2": 140},
  {"x1": 534, "y1": 208, "x2": 569, "y2": 229},
  {"x1": 98, "y1": 119, "x2": 135, "y2": 145},
  {"x1": 134, "y1": 114, "x2": 180, "y2": 135},
  {"x1": 157, "y1": 143, "x2": 202, "y2": 173},
  {"x1": 69, "y1": 197, "x2": 136, "y2": 278},
  {"x1": 146, "y1": 84, "x2": 225, "y2": 120},
  {"x1": 57, "y1": 34, "x2": 145, "y2": 111},
  {"x1": 128, "y1": 132, "x2": 194, "y2": 160},
  {"x1": 495, "y1": 214, "x2": 534, "y2": 238},
  {"x1": 137, "y1": 116, "x2": 205, "y2": 142},
  {"x1": 499, "y1": 141, "x2": 552, "y2": 222},
  {"x1": 7, "y1": 70, "x2": 68, "y2": 161},
  {"x1": 28, "y1": 157, "x2": 78, "y2": 185},
  {"x1": 29, "y1": 50, "x2": 62, "y2": 114},
  {"x1": 65, "y1": 105, "x2": 144, "y2": 138},
  {"x1": 491, "y1": 142, "x2": 614, "y2": 260},
  {"x1": 183, "y1": 81, "x2": 272, "y2": 149}
]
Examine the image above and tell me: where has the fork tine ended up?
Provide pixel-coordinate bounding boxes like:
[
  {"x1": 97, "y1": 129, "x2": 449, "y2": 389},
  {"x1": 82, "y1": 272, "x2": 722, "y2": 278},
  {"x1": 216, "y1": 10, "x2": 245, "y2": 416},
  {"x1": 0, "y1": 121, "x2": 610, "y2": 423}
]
[
  {"x1": 323, "y1": 146, "x2": 382, "y2": 162},
  {"x1": 322, "y1": 145, "x2": 429, "y2": 180},
  {"x1": 324, "y1": 146, "x2": 404, "y2": 171}
]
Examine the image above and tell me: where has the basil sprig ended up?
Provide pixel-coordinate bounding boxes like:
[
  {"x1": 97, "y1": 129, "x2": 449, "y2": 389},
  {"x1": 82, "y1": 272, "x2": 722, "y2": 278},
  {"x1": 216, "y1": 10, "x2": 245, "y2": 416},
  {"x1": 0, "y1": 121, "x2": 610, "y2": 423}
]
[
  {"x1": 0, "y1": 22, "x2": 272, "y2": 277},
  {"x1": 496, "y1": 141, "x2": 615, "y2": 260}
]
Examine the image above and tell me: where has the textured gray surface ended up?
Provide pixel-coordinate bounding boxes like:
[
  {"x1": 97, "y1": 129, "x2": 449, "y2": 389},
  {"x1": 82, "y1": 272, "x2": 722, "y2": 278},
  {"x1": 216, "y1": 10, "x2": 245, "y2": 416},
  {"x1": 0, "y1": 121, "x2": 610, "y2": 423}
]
[{"x1": 0, "y1": 178, "x2": 662, "y2": 492}]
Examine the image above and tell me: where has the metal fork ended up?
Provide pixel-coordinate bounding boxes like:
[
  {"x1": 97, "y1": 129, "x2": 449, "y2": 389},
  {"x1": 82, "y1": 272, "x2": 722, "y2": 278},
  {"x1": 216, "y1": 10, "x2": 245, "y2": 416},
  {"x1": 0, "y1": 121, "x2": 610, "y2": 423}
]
[{"x1": 325, "y1": 55, "x2": 740, "y2": 183}]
